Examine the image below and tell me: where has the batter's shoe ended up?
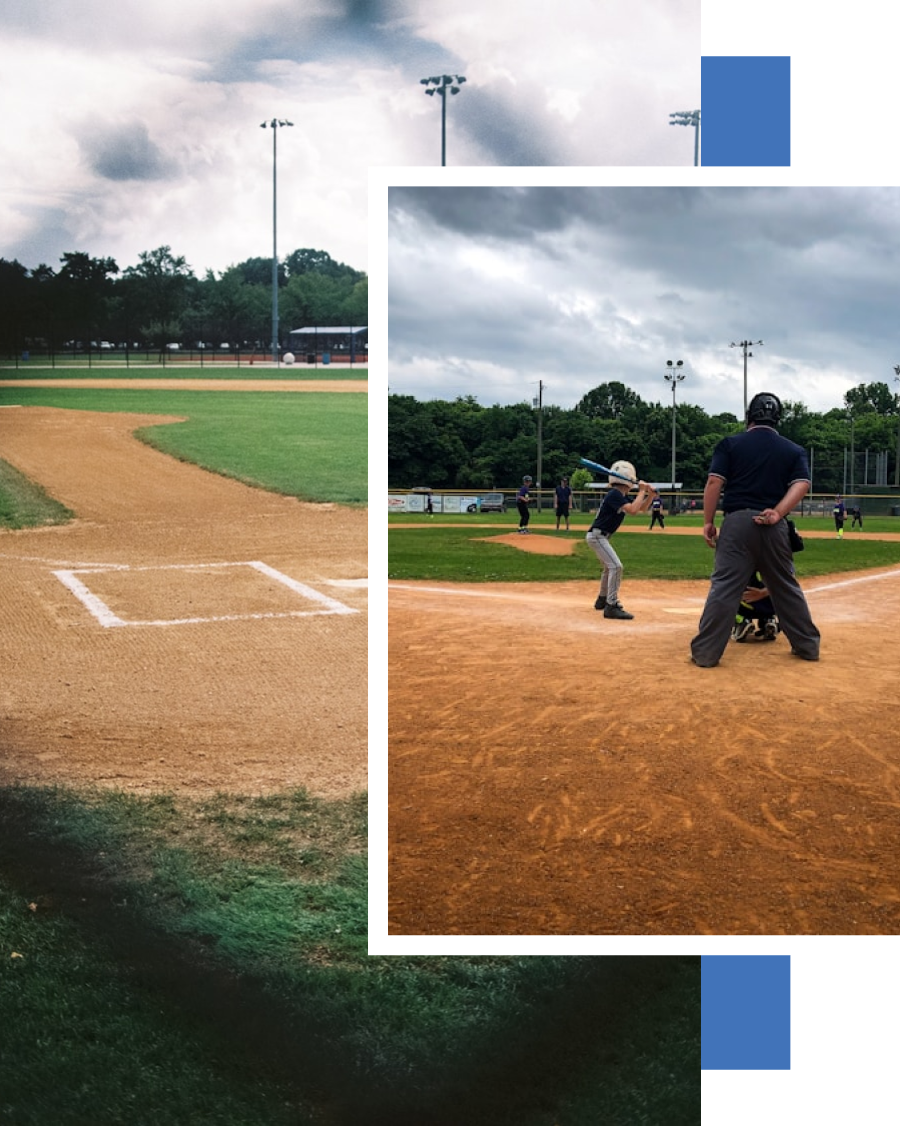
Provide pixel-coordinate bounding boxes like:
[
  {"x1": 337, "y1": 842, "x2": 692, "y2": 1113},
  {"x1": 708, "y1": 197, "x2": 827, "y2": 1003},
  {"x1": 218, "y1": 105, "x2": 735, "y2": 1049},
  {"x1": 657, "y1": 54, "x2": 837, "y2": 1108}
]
[
  {"x1": 594, "y1": 596, "x2": 607, "y2": 610},
  {"x1": 731, "y1": 617, "x2": 755, "y2": 642},
  {"x1": 604, "y1": 601, "x2": 634, "y2": 620}
]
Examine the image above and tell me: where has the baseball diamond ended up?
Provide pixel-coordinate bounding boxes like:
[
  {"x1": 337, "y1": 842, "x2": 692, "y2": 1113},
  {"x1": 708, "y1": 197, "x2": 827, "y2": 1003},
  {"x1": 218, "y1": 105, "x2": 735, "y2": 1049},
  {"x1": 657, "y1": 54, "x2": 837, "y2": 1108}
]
[
  {"x1": 0, "y1": 401, "x2": 367, "y2": 797},
  {"x1": 388, "y1": 537, "x2": 899, "y2": 936}
]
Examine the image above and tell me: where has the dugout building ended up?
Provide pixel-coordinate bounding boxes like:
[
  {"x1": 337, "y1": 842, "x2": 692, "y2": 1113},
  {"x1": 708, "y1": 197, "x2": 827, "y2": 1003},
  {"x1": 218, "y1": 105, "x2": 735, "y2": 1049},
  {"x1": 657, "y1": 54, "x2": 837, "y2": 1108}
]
[{"x1": 288, "y1": 326, "x2": 368, "y2": 363}]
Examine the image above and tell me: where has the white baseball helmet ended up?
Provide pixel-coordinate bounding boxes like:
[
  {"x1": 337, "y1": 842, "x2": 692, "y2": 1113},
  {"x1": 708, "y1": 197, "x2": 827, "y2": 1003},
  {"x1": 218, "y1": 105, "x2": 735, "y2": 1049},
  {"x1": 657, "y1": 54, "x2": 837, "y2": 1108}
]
[{"x1": 609, "y1": 460, "x2": 637, "y2": 487}]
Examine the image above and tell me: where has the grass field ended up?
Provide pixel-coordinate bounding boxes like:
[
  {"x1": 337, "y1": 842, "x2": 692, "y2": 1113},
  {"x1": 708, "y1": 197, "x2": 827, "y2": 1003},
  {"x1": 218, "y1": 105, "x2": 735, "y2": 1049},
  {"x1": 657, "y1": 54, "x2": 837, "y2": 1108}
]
[
  {"x1": 389, "y1": 521, "x2": 901, "y2": 582},
  {"x1": 0, "y1": 387, "x2": 367, "y2": 507},
  {"x1": 0, "y1": 363, "x2": 367, "y2": 380},
  {"x1": 0, "y1": 456, "x2": 75, "y2": 529},
  {"x1": 0, "y1": 785, "x2": 701, "y2": 1123}
]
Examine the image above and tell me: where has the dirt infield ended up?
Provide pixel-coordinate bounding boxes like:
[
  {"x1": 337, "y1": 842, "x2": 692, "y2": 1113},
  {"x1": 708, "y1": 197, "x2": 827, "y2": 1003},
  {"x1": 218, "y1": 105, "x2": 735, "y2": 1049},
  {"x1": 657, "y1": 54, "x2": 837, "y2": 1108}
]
[
  {"x1": 388, "y1": 539, "x2": 900, "y2": 936},
  {"x1": 1, "y1": 406, "x2": 366, "y2": 797}
]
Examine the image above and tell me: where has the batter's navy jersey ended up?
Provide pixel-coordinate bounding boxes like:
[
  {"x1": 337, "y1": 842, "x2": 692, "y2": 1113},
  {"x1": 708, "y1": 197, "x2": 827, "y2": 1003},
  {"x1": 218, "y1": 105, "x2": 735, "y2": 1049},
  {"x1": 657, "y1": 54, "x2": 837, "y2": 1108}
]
[
  {"x1": 589, "y1": 489, "x2": 629, "y2": 535},
  {"x1": 709, "y1": 427, "x2": 810, "y2": 512}
]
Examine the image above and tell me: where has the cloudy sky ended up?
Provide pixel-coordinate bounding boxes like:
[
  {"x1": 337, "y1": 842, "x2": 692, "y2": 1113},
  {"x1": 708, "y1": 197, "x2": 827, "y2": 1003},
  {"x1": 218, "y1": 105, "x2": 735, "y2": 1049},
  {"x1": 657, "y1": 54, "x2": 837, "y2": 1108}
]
[
  {"x1": 387, "y1": 186, "x2": 900, "y2": 418},
  {"x1": 0, "y1": 0, "x2": 698, "y2": 281}
]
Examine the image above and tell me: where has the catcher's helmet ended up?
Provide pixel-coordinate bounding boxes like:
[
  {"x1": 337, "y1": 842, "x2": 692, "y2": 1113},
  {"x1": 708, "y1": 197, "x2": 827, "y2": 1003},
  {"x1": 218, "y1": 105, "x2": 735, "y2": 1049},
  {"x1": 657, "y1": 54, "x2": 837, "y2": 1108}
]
[
  {"x1": 609, "y1": 460, "x2": 637, "y2": 487},
  {"x1": 747, "y1": 392, "x2": 782, "y2": 427}
]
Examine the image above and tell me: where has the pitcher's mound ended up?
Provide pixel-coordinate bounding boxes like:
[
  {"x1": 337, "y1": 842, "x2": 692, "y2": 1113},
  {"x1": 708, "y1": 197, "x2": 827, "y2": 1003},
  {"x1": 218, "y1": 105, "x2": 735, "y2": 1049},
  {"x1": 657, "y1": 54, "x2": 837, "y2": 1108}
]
[{"x1": 477, "y1": 533, "x2": 576, "y2": 555}]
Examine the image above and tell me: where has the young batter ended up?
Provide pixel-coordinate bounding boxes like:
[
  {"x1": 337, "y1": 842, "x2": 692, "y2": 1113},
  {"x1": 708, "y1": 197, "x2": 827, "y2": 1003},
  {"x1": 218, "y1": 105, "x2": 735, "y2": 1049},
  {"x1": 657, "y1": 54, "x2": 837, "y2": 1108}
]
[{"x1": 585, "y1": 460, "x2": 656, "y2": 619}]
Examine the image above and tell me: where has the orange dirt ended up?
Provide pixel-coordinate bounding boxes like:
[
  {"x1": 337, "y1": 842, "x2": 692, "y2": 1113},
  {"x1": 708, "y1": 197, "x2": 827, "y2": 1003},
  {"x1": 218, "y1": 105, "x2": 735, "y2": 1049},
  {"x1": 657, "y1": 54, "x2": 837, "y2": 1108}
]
[
  {"x1": 477, "y1": 532, "x2": 577, "y2": 555},
  {"x1": 388, "y1": 556, "x2": 900, "y2": 936},
  {"x1": 1, "y1": 405, "x2": 366, "y2": 797}
]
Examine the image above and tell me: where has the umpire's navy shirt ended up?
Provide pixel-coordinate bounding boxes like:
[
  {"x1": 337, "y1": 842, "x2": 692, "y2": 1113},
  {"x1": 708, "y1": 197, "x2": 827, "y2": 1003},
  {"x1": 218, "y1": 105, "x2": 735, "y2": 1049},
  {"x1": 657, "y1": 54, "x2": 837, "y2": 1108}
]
[
  {"x1": 589, "y1": 489, "x2": 629, "y2": 535},
  {"x1": 709, "y1": 426, "x2": 810, "y2": 513}
]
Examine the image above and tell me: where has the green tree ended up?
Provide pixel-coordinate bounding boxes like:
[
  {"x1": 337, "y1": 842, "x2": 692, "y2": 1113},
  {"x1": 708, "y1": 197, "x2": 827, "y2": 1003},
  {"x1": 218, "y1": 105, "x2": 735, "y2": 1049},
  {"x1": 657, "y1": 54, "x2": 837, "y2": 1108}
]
[{"x1": 120, "y1": 247, "x2": 194, "y2": 344}]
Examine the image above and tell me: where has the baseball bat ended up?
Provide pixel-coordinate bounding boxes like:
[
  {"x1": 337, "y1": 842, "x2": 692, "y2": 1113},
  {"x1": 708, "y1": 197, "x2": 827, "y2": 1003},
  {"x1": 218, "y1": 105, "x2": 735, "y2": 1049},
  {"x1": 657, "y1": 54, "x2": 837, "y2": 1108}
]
[{"x1": 578, "y1": 457, "x2": 640, "y2": 485}]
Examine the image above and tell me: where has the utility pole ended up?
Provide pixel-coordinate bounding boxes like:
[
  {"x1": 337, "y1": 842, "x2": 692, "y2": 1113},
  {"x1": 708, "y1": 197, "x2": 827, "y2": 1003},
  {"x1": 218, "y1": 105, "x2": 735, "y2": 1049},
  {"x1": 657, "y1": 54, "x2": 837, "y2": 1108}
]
[
  {"x1": 534, "y1": 379, "x2": 544, "y2": 512},
  {"x1": 731, "y1": 339, "x2": 763, "y2": 419}
]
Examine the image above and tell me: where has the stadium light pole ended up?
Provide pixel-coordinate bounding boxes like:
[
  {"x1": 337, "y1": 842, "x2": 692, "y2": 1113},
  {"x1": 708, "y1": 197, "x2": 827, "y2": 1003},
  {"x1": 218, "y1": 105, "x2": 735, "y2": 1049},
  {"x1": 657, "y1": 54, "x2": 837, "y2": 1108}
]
[
  {"x1": 420, "y1": 75, "x2": 466, "y2": 165},
  {"x1": 664, "y1": 360, "x2": 685, "y2": 513},
  {"x1": 894, "y1": 365, "x2": 900, "y2": 488},
  {"x1": 731, "y1": 339, "x2": 763, "y2": 420},
  {"x1": 260, "y1": 117, "x2": 294, "y2": 364},
  {"x1": 669, "y1": 109, "x2": 701, "y2": 166}
]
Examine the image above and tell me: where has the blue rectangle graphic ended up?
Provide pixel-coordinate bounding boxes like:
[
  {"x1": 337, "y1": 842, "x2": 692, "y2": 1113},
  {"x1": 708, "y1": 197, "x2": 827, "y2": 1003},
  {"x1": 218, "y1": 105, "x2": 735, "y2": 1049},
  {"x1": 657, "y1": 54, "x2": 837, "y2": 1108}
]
[
  {"x1": 702, "y1": 955, "x2": 791, "y2": 1069},
  {"x1": 701, "y1": 57, "x2": 791, "y2": 167}
]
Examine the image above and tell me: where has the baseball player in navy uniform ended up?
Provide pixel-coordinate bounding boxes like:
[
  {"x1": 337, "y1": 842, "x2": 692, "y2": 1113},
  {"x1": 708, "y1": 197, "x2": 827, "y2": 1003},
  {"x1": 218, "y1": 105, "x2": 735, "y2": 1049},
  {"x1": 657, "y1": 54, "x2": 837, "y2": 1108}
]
[
  {"x1": 690, "y1": 392, "x2": 820, "y2": 666},
  {"x1": 648, "y1": 495, "x2": 665, "y2": 529},
  {"x1": 586, "y1": 460, "x2": 656, "y2": 619},
  {"x1": 554, "y1": 476, "x2": 573, "y2": 531},
  {"x1": 516, "y1": 475, "x2": 533, "y2": 533}
]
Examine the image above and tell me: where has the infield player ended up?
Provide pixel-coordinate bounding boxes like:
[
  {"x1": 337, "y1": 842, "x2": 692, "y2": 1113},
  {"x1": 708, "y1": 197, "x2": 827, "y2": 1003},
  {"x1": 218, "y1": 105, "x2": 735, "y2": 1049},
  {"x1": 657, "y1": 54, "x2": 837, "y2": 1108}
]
[
  {"x1": 586, "y1": 461, "x2": 656, "y2": 619},
  {"x1": 555, "y1": 476, "x2": 573, "y2": 531},
  {"x1": 516, "y1": 475, "x2": 533, "y2": 533},
  {"x1": 690, "y1": 392, "x2": 820, "y2": 666},
  {"x1": 833, "y1": 495, "x2": 846, "y2": 538}
]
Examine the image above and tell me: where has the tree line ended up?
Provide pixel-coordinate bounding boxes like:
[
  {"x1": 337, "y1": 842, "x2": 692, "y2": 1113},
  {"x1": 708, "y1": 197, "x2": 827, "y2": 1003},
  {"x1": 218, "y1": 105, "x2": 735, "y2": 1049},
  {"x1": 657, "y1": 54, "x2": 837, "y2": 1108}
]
[
  {"x1": 0, "y1": 246, "x2": 367, "y2": 353},
  {"x1": 389, "y1": 380, "x2": 900, "y2": 496}
]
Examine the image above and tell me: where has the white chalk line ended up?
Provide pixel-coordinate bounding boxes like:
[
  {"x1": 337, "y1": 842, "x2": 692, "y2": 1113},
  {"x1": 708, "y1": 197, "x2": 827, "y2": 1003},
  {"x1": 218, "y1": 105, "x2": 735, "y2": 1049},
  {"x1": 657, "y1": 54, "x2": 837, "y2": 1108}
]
[
  {"x1": 389, "y1": 569, "x2": 900, "y2": 604},
  {"x1": 52, "y1": 560, "x2": 361, "y2": 628}
]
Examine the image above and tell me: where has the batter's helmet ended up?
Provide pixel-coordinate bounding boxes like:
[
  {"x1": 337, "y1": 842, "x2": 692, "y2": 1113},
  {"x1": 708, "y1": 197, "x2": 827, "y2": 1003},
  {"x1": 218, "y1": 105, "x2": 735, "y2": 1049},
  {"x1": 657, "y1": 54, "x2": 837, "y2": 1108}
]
[
  {"x1": 747, "y1": 392, "x2": 782, "y2": 427},
  {"x1": 609, "y1": 460, "x2": 637, "y2": 487}
]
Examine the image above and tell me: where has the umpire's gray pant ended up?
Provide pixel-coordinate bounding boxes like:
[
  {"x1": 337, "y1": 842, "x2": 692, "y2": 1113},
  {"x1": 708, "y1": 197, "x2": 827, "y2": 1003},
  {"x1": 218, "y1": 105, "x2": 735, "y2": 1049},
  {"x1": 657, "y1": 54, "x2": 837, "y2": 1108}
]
[
  {"x1": 690, "y1": 510, "x2": 821, "y2": 666},
  {"x1": 586, "y1": 529, "x2": 623, "y2": 604}
]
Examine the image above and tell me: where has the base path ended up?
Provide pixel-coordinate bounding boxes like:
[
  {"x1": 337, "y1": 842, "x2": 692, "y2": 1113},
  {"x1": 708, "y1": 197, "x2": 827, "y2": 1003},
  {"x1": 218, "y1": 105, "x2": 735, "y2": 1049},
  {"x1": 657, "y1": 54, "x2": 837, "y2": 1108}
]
[
  {"x1": 1, "y1": 407, "x2": 366, "y2": 797},
  {"x1": 388, "y1": 564, "x2": 899, "y2": 936}
]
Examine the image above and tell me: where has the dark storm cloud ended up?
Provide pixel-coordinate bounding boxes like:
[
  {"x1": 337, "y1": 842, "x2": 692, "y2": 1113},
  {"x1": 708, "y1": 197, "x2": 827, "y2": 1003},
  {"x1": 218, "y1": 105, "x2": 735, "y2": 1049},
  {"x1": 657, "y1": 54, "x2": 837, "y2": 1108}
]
[
  {"x1": 451, "y1": 83, "x2": 562, "y2": 166},
  {"x1": 387, "y1": 187, "x2": 900, "y2": 414},
  {"x1": 390, "y1": 186, "x2": 589, "y2": 241},
  {"x1": 75, "y1": 120, "x2": 178, "y2": 182}
]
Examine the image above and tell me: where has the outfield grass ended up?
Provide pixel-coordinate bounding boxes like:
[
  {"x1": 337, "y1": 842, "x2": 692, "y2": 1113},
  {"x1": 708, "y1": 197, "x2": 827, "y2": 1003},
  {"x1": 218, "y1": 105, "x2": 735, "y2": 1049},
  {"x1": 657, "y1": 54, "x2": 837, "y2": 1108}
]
[
  {"x1": 0, "y1": 387, "x2": 367, "y2": 508},
  {"x1": 389, "y1": 509, "x2": 902, "y2": 534},
  {"x1": 389, "y1": 522, "x2": 900, "y2": 582},
  {"x1": 0, "y1": 456, "x2": 74, "y2": 529},
  {"x1": 0, "y1": 363, "x2": 366, "y2": 381},
  {"x1": 0, "y1": 787, "x2": 700, "y2": 1125}
]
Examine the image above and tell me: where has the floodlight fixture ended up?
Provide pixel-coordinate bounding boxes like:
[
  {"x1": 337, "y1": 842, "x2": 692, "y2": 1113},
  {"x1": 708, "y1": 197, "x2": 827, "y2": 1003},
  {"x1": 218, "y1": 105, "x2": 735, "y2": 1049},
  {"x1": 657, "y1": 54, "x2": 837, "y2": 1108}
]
[
  {"x1": 419, "y1": 74, "x2": 467, "y2": 166},
  {"x1": 669, "y1": 109, "x2": 701, "y2": 166}
]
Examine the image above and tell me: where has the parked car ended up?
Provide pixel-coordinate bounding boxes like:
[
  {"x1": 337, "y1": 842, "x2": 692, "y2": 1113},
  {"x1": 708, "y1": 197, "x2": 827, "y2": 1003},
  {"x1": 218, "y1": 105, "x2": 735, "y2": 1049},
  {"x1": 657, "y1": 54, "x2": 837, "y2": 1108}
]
[{"x1": 479, "y1": 492, "x2": 506, "y2": 512}]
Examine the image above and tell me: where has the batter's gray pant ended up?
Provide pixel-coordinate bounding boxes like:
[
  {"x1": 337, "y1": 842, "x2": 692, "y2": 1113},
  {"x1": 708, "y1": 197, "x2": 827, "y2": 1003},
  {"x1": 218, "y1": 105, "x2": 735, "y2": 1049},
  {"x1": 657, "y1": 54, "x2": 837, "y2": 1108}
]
[{"x1": 586, "y1": 529, "x2": 623, "y2": 604}]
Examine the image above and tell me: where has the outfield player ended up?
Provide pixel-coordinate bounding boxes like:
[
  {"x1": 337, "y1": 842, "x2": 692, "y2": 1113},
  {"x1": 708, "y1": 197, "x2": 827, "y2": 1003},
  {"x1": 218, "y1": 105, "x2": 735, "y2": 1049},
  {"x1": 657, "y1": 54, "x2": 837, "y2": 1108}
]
[{"x1": 586, "y1": 462, "x2": 656, "y2": 619}]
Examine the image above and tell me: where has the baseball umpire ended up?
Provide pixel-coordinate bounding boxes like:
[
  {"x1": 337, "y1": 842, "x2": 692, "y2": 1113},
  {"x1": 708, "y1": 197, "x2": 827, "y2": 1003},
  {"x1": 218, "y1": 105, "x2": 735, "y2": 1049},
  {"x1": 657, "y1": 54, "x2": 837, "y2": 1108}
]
[{"x1": 690, "y1": 392, "x2": 821, "y2": 666}]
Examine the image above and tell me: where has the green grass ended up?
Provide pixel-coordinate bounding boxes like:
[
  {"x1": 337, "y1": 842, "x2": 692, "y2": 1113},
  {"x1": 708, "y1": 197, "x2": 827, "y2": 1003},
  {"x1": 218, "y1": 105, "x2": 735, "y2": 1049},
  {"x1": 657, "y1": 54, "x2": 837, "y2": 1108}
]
[
  {"x1": 0, "y1": 387, "x2": 367, "y2": 507},
  {"x1": 0, "y1": 363, "x2": 366, "y2": 381},
  {"x1": 389, "y1": 522, "x2": 900, "y2": 582},
  {"x1": 389, "y1": 509, "x2": 902, "y2": 534},
  {"x1": 0, "y1": 456, "x2": 74, "y2": 529},
  {"x1": 0, "y1": 786, "x2": 701, "y2": 1125}
]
